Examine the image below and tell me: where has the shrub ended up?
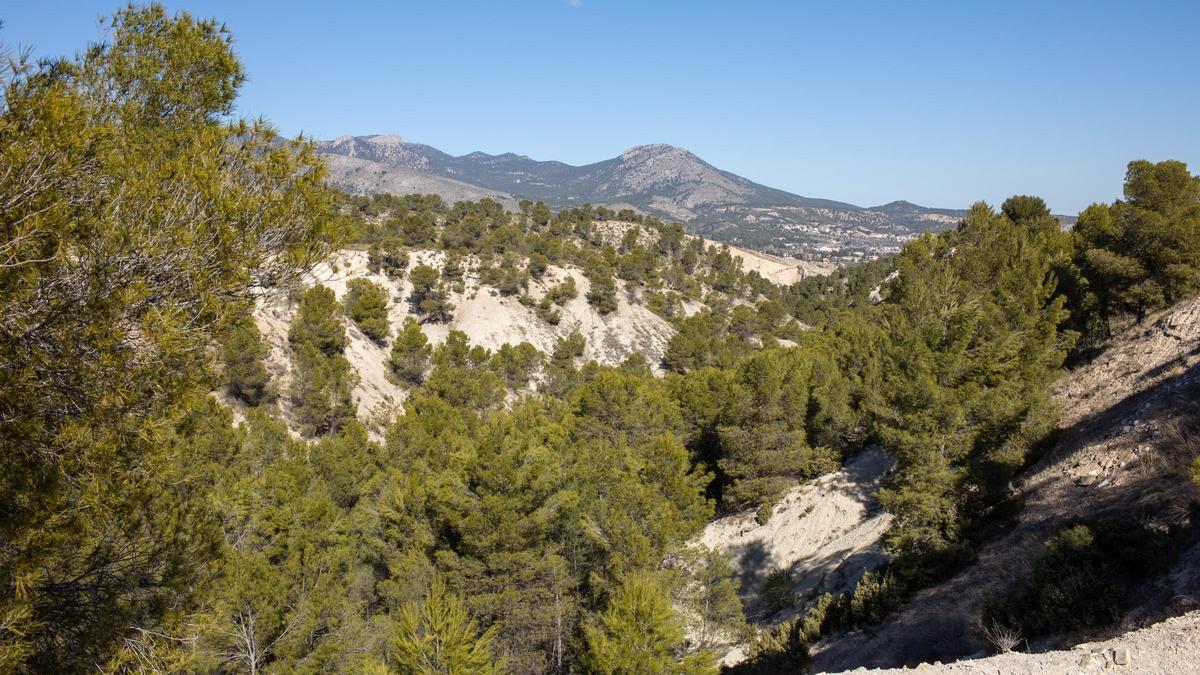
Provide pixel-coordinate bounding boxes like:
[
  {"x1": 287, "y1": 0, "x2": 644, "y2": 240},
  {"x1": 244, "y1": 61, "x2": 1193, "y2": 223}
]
[
  {"x1": 344, "y1": 278, "x2": 390, "y2": 344},
  {"x1": 490, "y1": 342, "x2": 542, "y2": 389},
  {"x1": 585, "y1": 269, "x2": 618, "y2": 315},
  {"x1": 366, "y1": 237, "x2": 408, "y2": 279},
  {"x1": 984, "y1": 518, "x2": 1176, "y2": 638},
  {"x1": 288, "y1": 285, "x2": 345, "y2": 356},
  {"x1": 389, "y1": 318, "x2": 432, "y2": 385},
  {"x1": 409, "y1": 264, "x2": 454, "y2": 323},
  {"x1": 760, "y1": 569, "x2": 796, "y2": 617}
]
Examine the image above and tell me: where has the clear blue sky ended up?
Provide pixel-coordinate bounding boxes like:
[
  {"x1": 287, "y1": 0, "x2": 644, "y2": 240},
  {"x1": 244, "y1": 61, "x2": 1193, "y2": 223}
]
[{"x1": 4, "y1": 1, "x2": 1198, "y2": 213}]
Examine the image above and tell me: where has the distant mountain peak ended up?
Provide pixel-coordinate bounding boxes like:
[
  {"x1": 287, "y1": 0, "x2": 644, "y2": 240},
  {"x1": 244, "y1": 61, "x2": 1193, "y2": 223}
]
[
  {"x1": 364, "y1": 134, "x2": 405, "y2": 145},
  {"x1": 316, "y1": 134, "x2": 970, "y2": 263},
  {"x1": 620, "y1": 143, "x2": 688, "y2": 162}
]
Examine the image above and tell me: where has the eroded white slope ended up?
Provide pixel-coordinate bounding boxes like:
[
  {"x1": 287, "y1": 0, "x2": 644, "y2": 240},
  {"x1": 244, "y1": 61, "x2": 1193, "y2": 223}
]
[{"x1": 253, "y1": 249, "x2": 679, "y2": 428}]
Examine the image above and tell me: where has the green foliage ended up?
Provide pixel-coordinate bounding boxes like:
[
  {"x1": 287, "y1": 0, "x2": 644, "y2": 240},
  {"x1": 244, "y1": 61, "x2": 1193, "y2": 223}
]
[
  {"x1": 670, "y1": 546, "x2": 747, "y2": 652},
  {"x1": 287, "y1": 287, "x2": 357, "y2": 435},
  {"x1": 345, "y1": 277, "x2": 392, "y2": 344},
  {"x1": 984, "y1": 519, "x2": 1177, "y2": 638},
  {"x1": 874, "y1": 202, "x2": 1073, "y2": 558},
  {"x1": 486, "y1": 252, "x2": 530, "y2": 296},
  {"x1": 491, "y1": 341, "x2": 543, "y2": 389},
  {"x1": 409, "y1": 264, "x2": 455, "y2": 323},
  {"x1": 736, "y1": 618, "x2": 811, "y2": 675},
  {"x1": 289, "y1": 285, "x2": 347, "y2": 356},
  {"x1": 759, "y1": 569, "x2": 796, "y2": 617},
  {"x1": 545, "y1": 276, "x2": 579, "y2": 305},
  {"x1": 528, "y1": 252, "x2": 550, "y2": 279},
  {"x1": 0, "y1": 4, "x2": 335, "y2": 668},
  {"x1": 389, "y1": 317, "x2": 432, "y2": 385},
  {"x1": 222, "y1": 318, "x2": 272, "y2": 405},
  {"x1": 673, "y1": 347, "x2": 848, "y2": 512},
  {"x1": 290, "y1": 341, "x2": 359, "y2": 437},
  {"x1": 819, "y1": 567, "x2": 910, "y2": 632},
  {"x1": 782, "y1": 256, "x2": 896, "y2": 327},
  {"x1": 535, "y1": 276, "x2": 579, "y2": 324},
  {"x1": 1075, "y1": 160, "x2": 1200, "y2": 327},
  {"x1": 583, "y1": 574, "x2": 716, "y2": 675},
  {"x1": 382, "y1": 576, "x2": 505, "y2": 674},
  {"x1": 368, "y1": 237, "x2": 410, "y2": 279},
  {"x1": 586, "y1": 267, "x2": 619, "y2": 314}
]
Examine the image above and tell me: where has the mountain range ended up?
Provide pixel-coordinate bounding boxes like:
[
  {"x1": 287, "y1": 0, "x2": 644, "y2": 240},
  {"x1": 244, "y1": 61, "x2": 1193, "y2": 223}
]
[{"x1": 317, "y1": 135, "x2": 970, "y2": 262}]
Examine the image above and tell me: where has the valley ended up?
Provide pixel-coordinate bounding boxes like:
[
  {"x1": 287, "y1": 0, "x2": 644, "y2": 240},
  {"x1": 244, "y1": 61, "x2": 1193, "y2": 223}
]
[{"x1": 3, "y1": 5, "x2": 1198, "y2": 674}]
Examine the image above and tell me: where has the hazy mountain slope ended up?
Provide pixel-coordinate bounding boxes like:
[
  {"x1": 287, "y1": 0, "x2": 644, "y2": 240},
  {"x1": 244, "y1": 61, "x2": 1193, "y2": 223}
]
[
  {"x1": 321, "y1": 154, "x2": 520, "y2": 209},
  {"x1": 316, "y1": 135, "x2": 969, "y2": 262}
]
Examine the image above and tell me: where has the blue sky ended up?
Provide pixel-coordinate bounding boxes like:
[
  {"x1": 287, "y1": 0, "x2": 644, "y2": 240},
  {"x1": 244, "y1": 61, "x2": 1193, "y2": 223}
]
[{"x1": 4, "y1": 1, "x2": 1197, "y2": 212}]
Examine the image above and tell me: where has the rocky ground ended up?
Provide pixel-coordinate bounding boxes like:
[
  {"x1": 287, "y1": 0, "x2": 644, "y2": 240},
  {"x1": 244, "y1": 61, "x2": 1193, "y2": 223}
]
[{"x1": 834, "y1": 610, "x2": 1200, "y2": 674}]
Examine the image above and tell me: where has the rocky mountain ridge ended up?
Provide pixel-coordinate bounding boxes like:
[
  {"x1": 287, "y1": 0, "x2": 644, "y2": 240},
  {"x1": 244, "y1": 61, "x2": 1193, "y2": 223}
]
[{"x1": 317, "y1": 135, "x2": 973, "y2": 263}]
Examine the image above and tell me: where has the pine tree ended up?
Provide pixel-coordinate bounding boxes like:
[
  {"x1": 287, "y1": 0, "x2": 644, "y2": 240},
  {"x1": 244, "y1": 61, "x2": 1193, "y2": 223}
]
[
  {"x1": 289, "y1": 285, "x2": 347, "y2": 356},
  {"x1": 409, "y1": 264, "x2": 455, "y2": 323},
  {"x1": 875, "y1": 202, "x2": 1072, "y2": 557},
  {"x1": 385, "y1": 577, "x2": 504, "y2": 674},
  {"x1": 671, "y1": 546, "x2": 747, "y2": 652},
  {"x1": 345, "y1": 278, "x2": 391, "y2": 344},
  {"x1": 222, "y1": 318, "x2": 272, "y2": 405},
  {"x1": 290, "y1": 343, "x2": 358, "y2": 437},
  {"x1": 389, "y1": 317, "x2": 432, "y2": 385},
  {"x1": 586, "y1": 268, "x2": 619, "y2": 315},
  {"x1": 583, "y1": 574, "x2": 715, "y2": 674},
  {"x1": 368, "y1": 237, "x2": 409, "y2": 279},
  {"x1": 0, "y1": 5, "x2": 334, "y2": 667},
  {"x1": 1076, "y1": 160, "x2": 1200, "y2": 325}
]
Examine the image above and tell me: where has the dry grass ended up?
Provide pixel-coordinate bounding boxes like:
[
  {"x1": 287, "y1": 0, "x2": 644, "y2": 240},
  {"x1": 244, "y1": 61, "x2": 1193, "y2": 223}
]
[
  {"x1": 980, "y1": 619, "x2": 1024, "y2": 654},
  {"x1": 1154, "y1": 393, "x2": 1200, "y2": 484}
]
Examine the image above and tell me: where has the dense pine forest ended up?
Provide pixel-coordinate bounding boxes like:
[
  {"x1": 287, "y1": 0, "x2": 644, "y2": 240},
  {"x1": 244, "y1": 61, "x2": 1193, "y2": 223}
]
[{"x1": 2, "y1": 6, "x2": 1199, "y2": 674}]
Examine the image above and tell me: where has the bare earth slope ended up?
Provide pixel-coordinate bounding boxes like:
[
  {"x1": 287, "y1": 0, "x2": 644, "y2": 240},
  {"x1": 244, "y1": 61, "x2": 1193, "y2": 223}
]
[
  {"x1": 702, "y1": 237, "x2": 837, "y2": 284},
  {"x1": 812, "y1": 298, "x2": 1200, "y2": 671},
  {"x1": 251, "y1": 249, "x2": 677, "y2": 432},
  {"x1": 702, "y1": 447, "x2": 893, "y2": 617},
  {"x1": 698, "y1": 447, "x2": 894, "y2": 666}
]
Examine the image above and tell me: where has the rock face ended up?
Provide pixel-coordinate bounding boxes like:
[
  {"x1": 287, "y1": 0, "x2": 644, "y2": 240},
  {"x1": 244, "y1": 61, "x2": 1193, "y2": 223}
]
[{"x1": 315, "y1": 135, "x2": 975, "y2": 262}]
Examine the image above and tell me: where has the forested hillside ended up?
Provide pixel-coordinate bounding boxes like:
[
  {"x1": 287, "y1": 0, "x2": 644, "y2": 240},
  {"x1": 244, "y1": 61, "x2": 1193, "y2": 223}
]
[{"x1": 2, "y1": 6, "x2": 1199, "y2": 674}]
